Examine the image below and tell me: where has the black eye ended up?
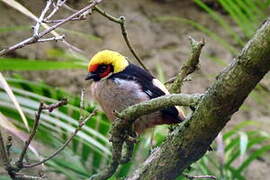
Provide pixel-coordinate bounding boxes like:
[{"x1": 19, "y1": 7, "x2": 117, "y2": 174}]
[{"x1": 98, "y1": 65, "x2": 108, "y2": 72}]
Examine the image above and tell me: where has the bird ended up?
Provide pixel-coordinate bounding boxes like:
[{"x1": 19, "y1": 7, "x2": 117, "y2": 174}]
[{"x1": 85, "y1": 50, "x2": 185, "y2": 134}]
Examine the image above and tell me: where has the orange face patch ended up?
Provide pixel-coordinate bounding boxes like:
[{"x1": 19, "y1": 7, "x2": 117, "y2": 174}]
[{"x1": 88, "y1": 64, "x2": 99, "y2": 72}]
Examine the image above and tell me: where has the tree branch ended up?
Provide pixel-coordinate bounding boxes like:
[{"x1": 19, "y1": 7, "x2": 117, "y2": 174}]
[
  {"x1": 169, "y1": 37, "x2": 205, "y2": 93},
  {"x1": 37, "y1": 35, "x2": 65, "y2": 43},
  {"x1": 127, "y1": 17, "x2": 270, "y2": 180},
  {"x1": 16, "y1": 103, "x2": 44, "y2": 168},
  {"x1": 0, "y1": 129, "x2": 13, "y2": 174},
  {"x1": 45, "y1": 0, "x2": 68, "y2": 21},
  {"x1": 33, "y1": 0, "x2": 52, "y2": 37},
  {"x1": 0, "y1": 0, "x2": 104, "y2": 56},
  {"x1": 23, "y1": 110, "x2": 96, "y2": 168},
  {"x1": 117, "y1": 93, "x2": 202, "y2": 121}
]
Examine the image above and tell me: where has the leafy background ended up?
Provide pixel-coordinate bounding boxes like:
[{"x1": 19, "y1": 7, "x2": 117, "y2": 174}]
[{"x1": 0, "y1": 0, "x2": 270, "y2": 179}]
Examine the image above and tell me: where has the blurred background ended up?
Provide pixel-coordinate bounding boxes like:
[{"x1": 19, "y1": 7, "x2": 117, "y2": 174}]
[{"x1": 0, "y1": 0, "x2": 270, "y2": 179}]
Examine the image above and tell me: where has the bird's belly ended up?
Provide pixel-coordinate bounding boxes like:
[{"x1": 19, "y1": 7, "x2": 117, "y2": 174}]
[
  {"x1": 90, "y1": 79, "x2": 148, "y2": 119},
  {"x1": 90, "y1": 79, "x2": 167, "y2": 133}
]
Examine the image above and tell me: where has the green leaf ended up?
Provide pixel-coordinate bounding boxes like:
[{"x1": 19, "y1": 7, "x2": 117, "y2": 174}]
[
  {"x1": 0, "y1": 176, "x2": 11, "y2": 180},
  {"x1": 239, "y1": 132, "x2": 248, "y2": 158},
  {"x1": 235, "y1": 145, "x2": 270, "y2": 175},
  {"x1": 0, "y1": 73, "x2": 29, "y2": 130},
  {"x1": 0, "y1": 58, "x2": 86, "y2": 71},
  {"x1": 193, "y1": 0, "x2": 245, "y2": 46},
  {"x1": 223, "y1": 120, "x2": 258, "y2": 140}
]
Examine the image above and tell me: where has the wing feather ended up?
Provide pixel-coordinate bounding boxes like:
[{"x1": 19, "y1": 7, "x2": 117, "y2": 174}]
[{"x1": 110, "y1": 64, "x2": 183, "y2": 123}]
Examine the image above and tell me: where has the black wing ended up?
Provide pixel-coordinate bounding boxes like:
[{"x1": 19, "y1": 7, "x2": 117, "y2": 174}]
[{"x1": 110, "y1": 63, "x2": 182, "y2": 123}]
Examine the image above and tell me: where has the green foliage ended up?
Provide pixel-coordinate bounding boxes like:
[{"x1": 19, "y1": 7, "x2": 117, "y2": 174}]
[
  {"x1": 0, "y1": 77, "x2": 112, "y2": 178},
  {"x1": 190, "y1": 121, "x2": 270, "y2": 180},
  {"x1": 0, "y1": 58, "x2": 86, "y2": 71},
  {"x1": 194, "y1": 0, "x2": 268, "y2": 42},
  {"x1": 0, "y1": 76, "x2": 168, "y2": 179}
]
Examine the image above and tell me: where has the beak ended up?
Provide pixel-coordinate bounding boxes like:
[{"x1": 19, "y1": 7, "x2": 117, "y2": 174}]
[{"x1": 85, "y1": 72, "x2": 98, "y2": 80}]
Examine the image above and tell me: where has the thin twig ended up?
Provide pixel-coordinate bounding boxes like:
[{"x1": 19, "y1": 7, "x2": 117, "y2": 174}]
[
  {"x1": 94, "y1": 6, "x2": 151, "y2": 73},
  {"x1": 6, "y1": 136, "x2": 12, "y2": 158},
  {"x1": 37, "y1": 35, "x2": 65, "y2": 43},
  {"x1": 79, "y1": 88, "x2": 86, "y2": 121},
  {"x1": 183, "y1": 174, "x2": 217, "y2": 180},
  {"x1": 45, "y1": 0, "x2": 68, "y2": 21},
  {"x1": 0, "y1": 129, "x2": 12, "y2": 171},
  {"x1": 23, "y1": 110, "x2": 97, "y2": 168},
  {"x1": 43, "y1": 16, "x2": 87, "y2": 23},
  {"x1": 42, "y1": 98, "x2": 68, "y2": 112},
  {"x1": 0, "y1": 0, "x2": 103, "y2": 56},
  {"x1": 16, "y1": 103, "x2": 44, "y2": 168},
  {"x1": 169, "y1": 36, "x2": 205, "y2": 93},
  {"x1": 94, "y1": 6, "x2": 121, "y2": 23},
  {"x1": 33, "y1": 0, "x2": 52, "y2": 37},
  {"x1": 119, "y1": 16, "x2": 151, "y2": 73}
]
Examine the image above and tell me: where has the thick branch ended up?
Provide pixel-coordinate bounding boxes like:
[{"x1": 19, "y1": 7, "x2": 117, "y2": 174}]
[{"x1": 127, "y1": 18, "x2": 270, "y2": 180}]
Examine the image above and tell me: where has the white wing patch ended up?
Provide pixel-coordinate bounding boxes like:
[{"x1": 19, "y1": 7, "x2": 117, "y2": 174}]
[
  {"x1": 144, "y1": 89, "x2": 153, "y2": 97},
  {"x1": 152, "y1": 79, "x2": 170, "y2": 95},
  {"x1": 152, "y1": 78, "x2": 186, "y2": 118}
]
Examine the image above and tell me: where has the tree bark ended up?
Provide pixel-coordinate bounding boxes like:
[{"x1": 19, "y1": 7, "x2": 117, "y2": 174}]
[{"x1": 127, "y1": 18, "x2": 270, "y2": 180}]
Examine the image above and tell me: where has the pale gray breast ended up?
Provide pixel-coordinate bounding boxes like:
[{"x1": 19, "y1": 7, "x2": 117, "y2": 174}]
[{"x1": 90, "y1": 78, "x2": 149, "y2": 120}]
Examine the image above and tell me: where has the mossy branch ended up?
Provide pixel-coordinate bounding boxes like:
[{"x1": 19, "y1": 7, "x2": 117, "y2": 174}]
[
  {"x1": 127, "y1": 17, "x2": 270, "y2": 180},
  {"x1": 117, "y1": 93, "x2": 202, "y2": 121},
  {"x1": 168, "y1": 37, "x2": 205, "y2": 93}
]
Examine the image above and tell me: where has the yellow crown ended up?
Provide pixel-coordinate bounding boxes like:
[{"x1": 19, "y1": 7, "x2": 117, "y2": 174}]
[{"x1": 89, "y1": 50, "x2": 129, "y2": 73}]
